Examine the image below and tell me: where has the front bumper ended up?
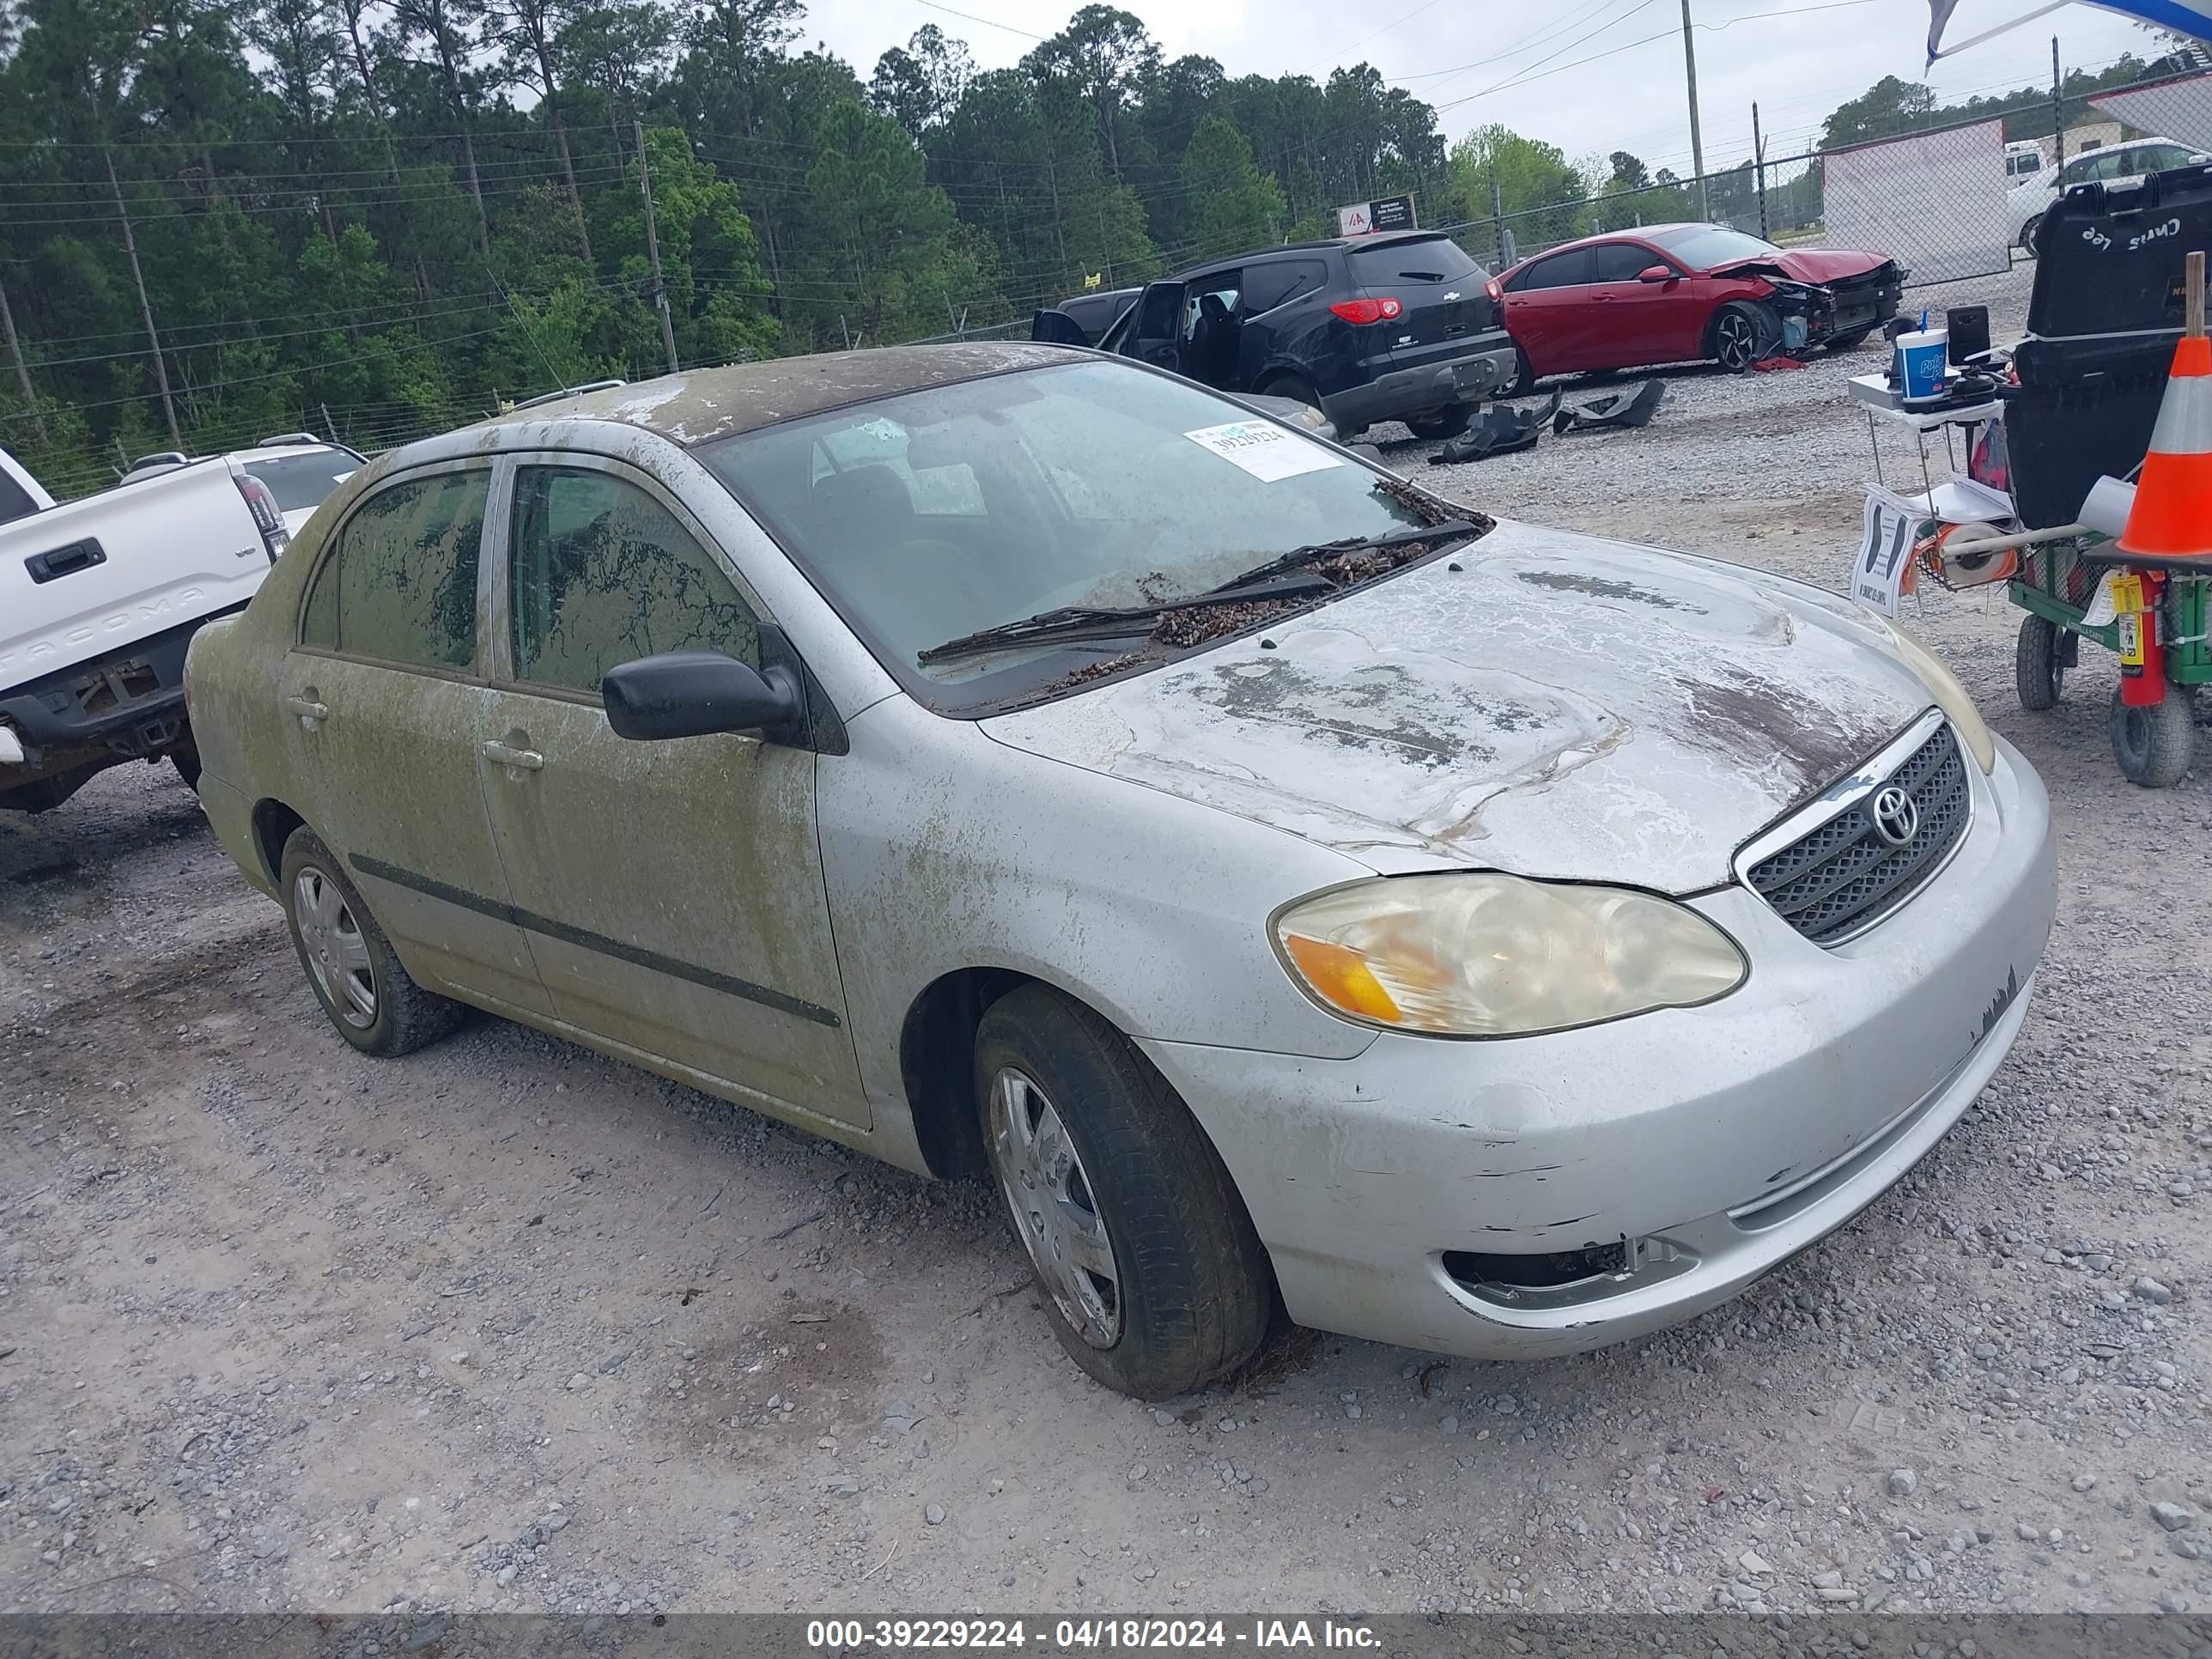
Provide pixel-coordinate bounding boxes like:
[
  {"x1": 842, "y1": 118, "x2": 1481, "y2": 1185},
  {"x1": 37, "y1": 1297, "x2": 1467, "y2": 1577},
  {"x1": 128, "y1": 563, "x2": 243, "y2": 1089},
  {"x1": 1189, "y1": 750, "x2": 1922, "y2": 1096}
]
[
  {"x1": 1323, "y1": 341, "x2": 1520, "y2": 432},
  {"x1": 1141, "y1": 732, "x2": 2056, "y2": 1362}
]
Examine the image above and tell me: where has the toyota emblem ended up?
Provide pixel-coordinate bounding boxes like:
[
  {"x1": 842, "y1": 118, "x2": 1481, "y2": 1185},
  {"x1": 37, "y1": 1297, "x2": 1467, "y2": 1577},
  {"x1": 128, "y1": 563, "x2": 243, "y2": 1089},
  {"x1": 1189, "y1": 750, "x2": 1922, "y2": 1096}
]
[{"x1": 1870, "y1": 785, "x2": 1918, "y2": 848}]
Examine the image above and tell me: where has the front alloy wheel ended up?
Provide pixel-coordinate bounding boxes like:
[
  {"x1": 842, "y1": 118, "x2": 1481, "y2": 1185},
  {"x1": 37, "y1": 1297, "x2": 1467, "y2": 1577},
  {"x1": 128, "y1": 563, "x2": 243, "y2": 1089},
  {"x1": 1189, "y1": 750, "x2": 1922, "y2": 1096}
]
[
  {"x1": 1715, "y1": 307, "x2": 1761, "y2": 371},
  {"x1": 295, "y1": 866, "x2": 377, "y2": 1029},
  {"x1": 987, "y1": 1066, "x2": 1121, "y2": 1348}
]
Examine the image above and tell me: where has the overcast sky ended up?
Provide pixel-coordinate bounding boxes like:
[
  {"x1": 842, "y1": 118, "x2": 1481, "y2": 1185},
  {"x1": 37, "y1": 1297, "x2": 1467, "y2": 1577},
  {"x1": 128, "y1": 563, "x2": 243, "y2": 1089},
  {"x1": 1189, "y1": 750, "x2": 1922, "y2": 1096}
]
[{"x1": 790, "y1": 0, "x2": 2166, "y2": 168}]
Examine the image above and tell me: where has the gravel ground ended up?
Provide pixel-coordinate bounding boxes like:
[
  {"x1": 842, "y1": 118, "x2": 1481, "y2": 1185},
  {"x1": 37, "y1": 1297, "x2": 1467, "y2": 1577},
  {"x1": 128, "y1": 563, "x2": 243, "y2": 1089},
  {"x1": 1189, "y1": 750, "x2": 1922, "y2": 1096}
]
[{"x1": 5, "y1": 264, "x2": 2211, "y2": 1622}]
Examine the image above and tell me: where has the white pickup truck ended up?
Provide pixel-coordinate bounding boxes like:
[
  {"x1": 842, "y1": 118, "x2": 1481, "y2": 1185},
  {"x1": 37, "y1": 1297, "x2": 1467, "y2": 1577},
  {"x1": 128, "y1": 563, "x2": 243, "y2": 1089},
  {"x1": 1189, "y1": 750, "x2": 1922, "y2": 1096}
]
[{"x1": 1, "y1": 445, "x2": 291, "y2": 812}]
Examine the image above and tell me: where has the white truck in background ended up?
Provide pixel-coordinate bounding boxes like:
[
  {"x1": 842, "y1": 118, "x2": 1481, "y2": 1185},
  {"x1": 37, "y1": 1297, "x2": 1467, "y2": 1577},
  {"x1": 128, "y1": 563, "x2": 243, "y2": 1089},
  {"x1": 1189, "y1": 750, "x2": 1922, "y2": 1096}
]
[{"x1": 1, "y1": 446, "x2": 291, "y2": 813}]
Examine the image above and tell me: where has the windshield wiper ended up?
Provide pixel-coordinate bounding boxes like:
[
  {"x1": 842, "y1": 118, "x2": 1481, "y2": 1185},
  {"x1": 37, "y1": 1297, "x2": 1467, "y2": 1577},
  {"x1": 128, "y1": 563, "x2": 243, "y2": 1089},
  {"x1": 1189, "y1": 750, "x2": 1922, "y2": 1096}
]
[
  {"x1": 1208, "y1": 519, "x2": 1479, "y2": 595},
  {"x1": 919, "y1": 520, "x2": 1478, "y2": 668},
  {"x1": 917, "y1": 575, "x2": 1331, "y2": 665}
]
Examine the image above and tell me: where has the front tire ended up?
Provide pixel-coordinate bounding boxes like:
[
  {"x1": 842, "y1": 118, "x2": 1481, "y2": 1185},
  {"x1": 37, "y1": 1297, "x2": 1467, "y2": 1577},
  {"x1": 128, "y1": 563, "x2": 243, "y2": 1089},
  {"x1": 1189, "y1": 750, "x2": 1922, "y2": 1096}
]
[
  {"x1": 2109, "y1": 687, "x2": 2196, "y2": 789},
  {"x1": 1712, "y1": 301, "x2": 1779, "y2": 372},
  {"x1": 975, "y1": 985, "x2": 1271, "y2": 1399},
  {"x1": 280, "y1": 825, "x2": 466, "y2": 1056}
]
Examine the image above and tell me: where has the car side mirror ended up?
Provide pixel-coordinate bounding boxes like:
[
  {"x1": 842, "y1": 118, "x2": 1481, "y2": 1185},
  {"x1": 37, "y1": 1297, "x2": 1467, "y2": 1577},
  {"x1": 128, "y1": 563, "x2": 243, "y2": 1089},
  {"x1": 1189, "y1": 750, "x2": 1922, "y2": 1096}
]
[
  {"x1": 602, "y1": 650, "x2": 804, "y2": 744},
  {"x1": 1638, "y1": 265, "x2": 1674, "y2": 283}
]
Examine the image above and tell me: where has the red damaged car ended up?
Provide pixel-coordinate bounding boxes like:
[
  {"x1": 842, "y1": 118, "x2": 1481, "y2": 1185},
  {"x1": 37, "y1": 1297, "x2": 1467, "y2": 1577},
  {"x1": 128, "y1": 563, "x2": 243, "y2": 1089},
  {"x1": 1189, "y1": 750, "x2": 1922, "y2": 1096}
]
[{"x1": 1497, "y1": 222, "x2": 1905, "y2": 386}]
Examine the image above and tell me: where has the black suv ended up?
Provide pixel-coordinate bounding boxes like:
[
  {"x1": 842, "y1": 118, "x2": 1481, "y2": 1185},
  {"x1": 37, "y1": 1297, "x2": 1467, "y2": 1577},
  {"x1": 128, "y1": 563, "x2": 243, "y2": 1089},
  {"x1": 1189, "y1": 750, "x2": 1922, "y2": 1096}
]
[{"x1": 1032, "y1": 232, "x2": 1517, "y2": 439}]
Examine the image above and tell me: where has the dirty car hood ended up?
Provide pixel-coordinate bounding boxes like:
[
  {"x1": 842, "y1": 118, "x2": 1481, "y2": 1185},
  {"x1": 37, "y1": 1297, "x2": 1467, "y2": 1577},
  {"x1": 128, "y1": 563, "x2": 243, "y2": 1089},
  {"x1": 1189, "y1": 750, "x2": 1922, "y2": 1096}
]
[{"x1": 980, "y1": 520, "x2": 1936, "y2": 891}]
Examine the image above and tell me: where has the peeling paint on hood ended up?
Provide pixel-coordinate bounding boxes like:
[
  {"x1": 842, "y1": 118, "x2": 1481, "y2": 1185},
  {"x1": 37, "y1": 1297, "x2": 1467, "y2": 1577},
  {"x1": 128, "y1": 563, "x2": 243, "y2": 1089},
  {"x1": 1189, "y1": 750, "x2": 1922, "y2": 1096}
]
[{"x1": 980, "y1": 520, "x2": 1935, "y2": 891}]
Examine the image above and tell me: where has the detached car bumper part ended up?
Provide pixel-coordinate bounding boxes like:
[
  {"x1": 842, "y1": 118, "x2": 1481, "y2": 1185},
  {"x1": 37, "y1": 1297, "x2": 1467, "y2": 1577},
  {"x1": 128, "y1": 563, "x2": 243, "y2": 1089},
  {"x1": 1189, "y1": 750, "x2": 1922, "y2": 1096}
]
[
  {"x1": 1324, "y1": 342, "x2": 1520, "y2": 431},
  {"x1": 1140, "y1": 729, "x2": 2055, "y2": 1362}
]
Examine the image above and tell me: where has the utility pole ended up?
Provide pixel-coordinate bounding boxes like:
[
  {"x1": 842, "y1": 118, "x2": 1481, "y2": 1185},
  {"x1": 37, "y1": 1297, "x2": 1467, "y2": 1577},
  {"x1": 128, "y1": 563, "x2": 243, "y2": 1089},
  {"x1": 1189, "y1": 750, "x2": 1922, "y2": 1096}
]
[
  {"x1": 1680, "y1": 0, "x2": 1709, "y2": 222},
  {"x1": 0, "y1": 275, "x2": 44, "y2": 444},
  {"x1": 2051, "y1": 38, "x2": 2066, "y2": 170},
  {"x1": 106, "y1": 151, "x2": 181, "y2": 450},
  {"x1": 634, "y1": 121, "x2": 679, "y2": 376},
  {"x1": 1752, "y1": 101, "x2": 1769, "y2": 240}
]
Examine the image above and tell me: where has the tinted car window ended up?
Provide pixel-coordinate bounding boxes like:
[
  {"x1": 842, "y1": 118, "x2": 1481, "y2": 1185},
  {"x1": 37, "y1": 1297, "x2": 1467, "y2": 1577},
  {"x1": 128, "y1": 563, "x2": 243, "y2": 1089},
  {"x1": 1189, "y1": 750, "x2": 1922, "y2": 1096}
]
[
  {"x1": 1135, "y1": 285, "x2": 1185, "y2": 338},
  {"x1": 507, "y1": 466, "x2": 761, "y2": 696},
  {"x1": 245, "y1": 449, "x2": 359, "y2": 514},
  {"x1": 1241, "y1": 259, "x2": 1328, "y2": 313},
  {"x1": 301, "y1": 468, "x2": 485, "y2": 669},
  {"x1": 1510, "y1": 248, "x2": 1592, "y2": 291},
  {"x1": 1348, "y1": 238, "x2": 1480, "y2": 284},
  {"x1": 0, "y1": 470, "x2": 34, "y2": 526},
  {"x1": 1590, "y1": 243, "x2": 1662, "y2": 283}
]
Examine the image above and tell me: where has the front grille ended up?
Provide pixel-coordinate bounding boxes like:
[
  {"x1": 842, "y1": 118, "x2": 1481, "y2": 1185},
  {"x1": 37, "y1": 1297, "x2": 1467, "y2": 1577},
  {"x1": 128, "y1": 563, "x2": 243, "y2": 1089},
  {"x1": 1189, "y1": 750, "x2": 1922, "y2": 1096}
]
[{"x1": 1746, "y1": 724, "x2": 1970, "y2": 945}]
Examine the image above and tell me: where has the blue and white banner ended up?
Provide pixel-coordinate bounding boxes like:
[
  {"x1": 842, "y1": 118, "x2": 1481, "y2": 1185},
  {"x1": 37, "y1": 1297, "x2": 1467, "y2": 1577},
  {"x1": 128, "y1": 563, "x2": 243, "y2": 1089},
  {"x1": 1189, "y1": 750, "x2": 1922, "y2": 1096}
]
[{"x1": 1929, "y1": 0, "x2": 2212, "y2": 64}]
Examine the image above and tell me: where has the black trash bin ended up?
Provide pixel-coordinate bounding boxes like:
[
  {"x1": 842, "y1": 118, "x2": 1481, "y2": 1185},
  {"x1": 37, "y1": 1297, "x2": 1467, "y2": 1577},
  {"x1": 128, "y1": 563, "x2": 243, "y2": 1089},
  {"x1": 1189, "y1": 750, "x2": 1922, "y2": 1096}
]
[{"x1": 2007, "y1": 164, "x2": 2212, "y2": 530}]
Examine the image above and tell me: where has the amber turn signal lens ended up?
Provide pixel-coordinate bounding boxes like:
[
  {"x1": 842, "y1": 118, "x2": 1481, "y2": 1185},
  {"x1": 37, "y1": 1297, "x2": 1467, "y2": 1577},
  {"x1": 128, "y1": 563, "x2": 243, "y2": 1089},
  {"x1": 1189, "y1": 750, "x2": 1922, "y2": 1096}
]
[{"x1": 1281, "y1": 933, "x2": 1404, "y2": 1025}]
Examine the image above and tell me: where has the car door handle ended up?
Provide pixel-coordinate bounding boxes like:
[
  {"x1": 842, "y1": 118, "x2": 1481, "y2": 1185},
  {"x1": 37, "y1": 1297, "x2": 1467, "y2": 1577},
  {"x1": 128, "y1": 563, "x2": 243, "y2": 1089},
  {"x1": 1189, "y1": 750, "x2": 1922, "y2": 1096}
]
[
  {"x1": 283, "y1": 695, "x2": 328, "y2": 720},
  {"x1": 480, "y1": 739, "x2": 544, "y2": 771}
]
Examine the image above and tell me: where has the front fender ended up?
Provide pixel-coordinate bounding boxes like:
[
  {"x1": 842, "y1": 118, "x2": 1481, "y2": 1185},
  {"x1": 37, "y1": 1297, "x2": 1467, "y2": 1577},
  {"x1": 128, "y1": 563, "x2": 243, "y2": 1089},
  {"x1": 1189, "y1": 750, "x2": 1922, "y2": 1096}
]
[{"x1": 817, "y1": 696, "x2": 1381, "y2": 1124}]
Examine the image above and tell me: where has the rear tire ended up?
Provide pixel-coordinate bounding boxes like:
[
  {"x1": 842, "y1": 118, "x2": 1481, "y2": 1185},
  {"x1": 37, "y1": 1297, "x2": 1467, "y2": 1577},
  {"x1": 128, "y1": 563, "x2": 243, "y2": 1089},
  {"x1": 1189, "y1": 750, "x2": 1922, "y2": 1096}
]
[
  {"x1": 1404, "y1": 405, "x2": 1472, "y2": 441},
  {"x1": 1259, "y1": 373, "x2": 1320, "y2": 410},
  {"x1": 280, "y1": 825, "x2": 466, "y2": 1056},
  {"x1": 975, "y1": 985, "x2": 1271, "y2": 1399},
  {"x1": 1712, "y1": 301, "x2": 1780, "y2": 372},
  {"x1": 2019, "y1": 213, "x2": 2044, "y2": 255},
  {"x1": 2108, "y1": 687, "x2": 2195, "y2": 789},
  {"x1": 171, "y1": 742, "x2": 203, "y2": 791},
  {"x1": 1503, "y1": 346, "x2": 1534, "y2": 398},
  {"x1": 2015, "y1": 614, "x2": 2064, "y2": 711},
  {"x1": 1826, "y1": 328, "x2": 1875, "y2": 353}
]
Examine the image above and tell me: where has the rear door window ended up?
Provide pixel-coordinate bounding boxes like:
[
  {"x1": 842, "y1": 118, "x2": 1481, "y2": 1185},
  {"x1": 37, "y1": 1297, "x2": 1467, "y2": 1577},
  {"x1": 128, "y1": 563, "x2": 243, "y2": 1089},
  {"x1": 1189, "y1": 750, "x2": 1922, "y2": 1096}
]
[
  {"x1": 0, "y1": 469, "x2": 35, "y2": 526},
  {"x1": 301, "y1": 467, "x2": 487, "y2": 670},
  {"x1": 1509, "y1": 248, "x2": 1593, "y2": 292}
]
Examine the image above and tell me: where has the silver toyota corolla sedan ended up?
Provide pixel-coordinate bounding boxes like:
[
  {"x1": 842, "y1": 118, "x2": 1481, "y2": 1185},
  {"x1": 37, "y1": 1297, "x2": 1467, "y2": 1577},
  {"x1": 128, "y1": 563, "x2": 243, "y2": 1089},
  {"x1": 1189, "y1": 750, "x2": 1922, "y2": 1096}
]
[{"x1": 183, "y1": 343, "x2": 2057, "y2": 1399}]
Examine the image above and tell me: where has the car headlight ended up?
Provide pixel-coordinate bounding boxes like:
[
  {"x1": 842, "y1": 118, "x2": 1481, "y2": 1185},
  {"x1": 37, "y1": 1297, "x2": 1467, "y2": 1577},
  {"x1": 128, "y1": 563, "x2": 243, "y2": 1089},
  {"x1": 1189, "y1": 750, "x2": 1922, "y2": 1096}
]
[
  {"x1": 1273, "y1": 875, "x2": 1747, "y2": 1038},
  {"x1": 1877, "y1": 618, "x2": 1995, "y2": 774}
]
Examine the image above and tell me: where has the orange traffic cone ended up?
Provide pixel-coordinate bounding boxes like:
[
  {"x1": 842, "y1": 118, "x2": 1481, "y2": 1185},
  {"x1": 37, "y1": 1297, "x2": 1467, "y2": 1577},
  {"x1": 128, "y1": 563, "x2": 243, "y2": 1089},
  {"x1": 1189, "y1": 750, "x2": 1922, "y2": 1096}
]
[{"x1": 2118, "y1": 251, "x2": 2212, "y2": 561}]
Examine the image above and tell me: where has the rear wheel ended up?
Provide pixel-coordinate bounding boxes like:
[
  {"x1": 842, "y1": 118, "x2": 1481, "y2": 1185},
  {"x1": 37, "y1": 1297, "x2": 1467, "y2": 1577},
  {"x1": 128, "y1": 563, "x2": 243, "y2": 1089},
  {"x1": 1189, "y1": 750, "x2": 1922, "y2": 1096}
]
[
  {"x1": 1258, "y1": 373, "x2": 1319, "y2": 410},
  {"x1": 2109, "y1": 687, "x2": 2196, "y2": 789},
  {"x1": 1826, "y1": 328, "x2": 1875, "y2": 353},
  {"x1": 1502, "y1": 346, "x2": 1535, "y2": 398},
  {"x1": 170, "y1": 740, "x2": 203, "y2": 791},
  {"x1": 975, "y1": 985, "x2": 1271, "y2": 1398},
  {"x1": 280, "y1": 825, "x2": 466, "y2": 1056},
  {"x1": 1712, "y1": 301, "x2": 1779, "y2": 372},
  {"x1": 1404, "y1": 405, "x2": 1472, "y2": 441}
]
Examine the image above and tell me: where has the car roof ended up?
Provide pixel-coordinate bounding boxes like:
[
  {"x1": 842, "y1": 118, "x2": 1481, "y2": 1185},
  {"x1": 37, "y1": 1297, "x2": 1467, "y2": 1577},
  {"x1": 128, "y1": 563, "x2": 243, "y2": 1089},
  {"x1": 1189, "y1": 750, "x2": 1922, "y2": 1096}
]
[
  {"x1": 1177, "y1": 228, "x2": 1454, "y2": 278},
  {"x1": 392, "y1": 343, "x2": 1093, "y2": 465}
]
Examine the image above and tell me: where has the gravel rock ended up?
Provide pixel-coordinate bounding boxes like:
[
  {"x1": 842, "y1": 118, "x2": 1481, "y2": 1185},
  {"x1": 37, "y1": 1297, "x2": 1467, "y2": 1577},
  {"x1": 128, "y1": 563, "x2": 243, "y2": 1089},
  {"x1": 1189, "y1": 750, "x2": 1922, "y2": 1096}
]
[
  {"x1": 2133, "y1": 1277, "x2": 2174, "y2": 1305},
  {"x1": 1888, "y1": 1468, "x2": 1919, "y2": 1498},
  {"x1": 2151, "y1": 1503, "x2": 2195, "y2": 1533}
]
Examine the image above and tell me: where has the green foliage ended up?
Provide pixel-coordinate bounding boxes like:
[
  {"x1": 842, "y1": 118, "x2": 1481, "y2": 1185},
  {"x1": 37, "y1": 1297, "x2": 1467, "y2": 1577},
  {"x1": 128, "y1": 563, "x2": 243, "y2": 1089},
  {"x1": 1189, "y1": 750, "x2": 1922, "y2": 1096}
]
[
  {"x1": 0, "y1": 0, "x2": 2190, "y2": 494},
  {"x1": 1181, "y1": 114, "x2": 1284, "y2": 259},
  {"x1": 1449, "y1": 125, "x2": 1589, "y2": 252}
]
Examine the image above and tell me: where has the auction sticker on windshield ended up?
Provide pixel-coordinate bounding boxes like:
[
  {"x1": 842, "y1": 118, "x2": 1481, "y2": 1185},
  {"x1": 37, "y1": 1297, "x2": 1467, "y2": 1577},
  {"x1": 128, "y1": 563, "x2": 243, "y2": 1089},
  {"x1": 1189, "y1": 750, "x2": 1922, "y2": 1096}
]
[{"x1": 1184, "y1": 420, "x2": 1343, "y2": 483}]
